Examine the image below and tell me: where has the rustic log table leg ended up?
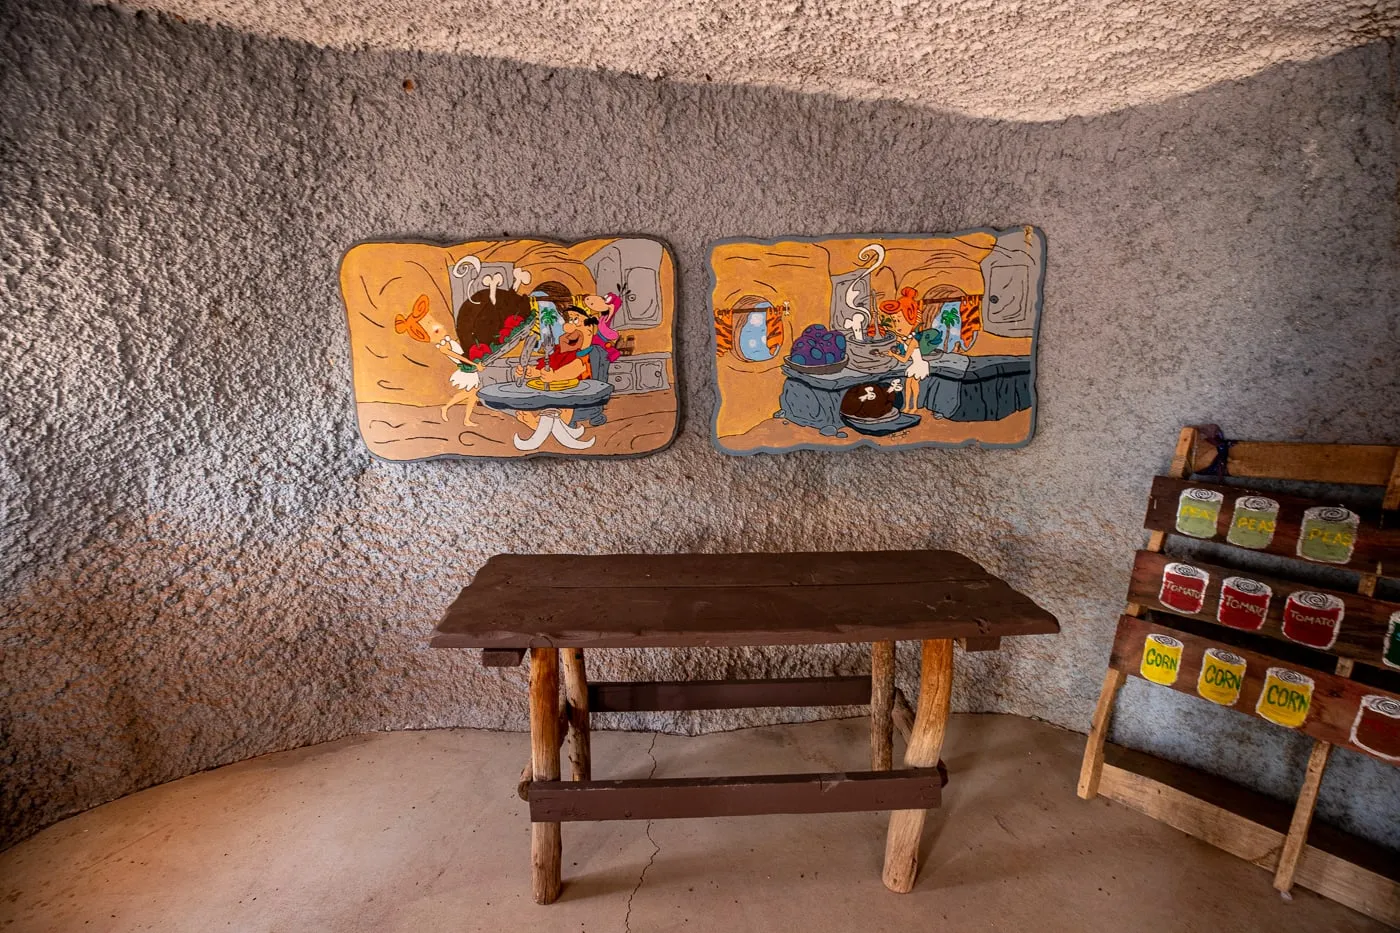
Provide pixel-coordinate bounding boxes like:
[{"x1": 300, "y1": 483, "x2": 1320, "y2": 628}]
[
  {"x1": 562, "y1": 648, "x2": 591, "y2": 781},
  {"x1": 529, "y1": 647, "x2": 562, "y2": 904},
  {"x1": 882, "y1": 639, "x2": 953, "y2": 893},
  {"x1": 870, "y1": 641, "x2": 896, "y2": 770}
]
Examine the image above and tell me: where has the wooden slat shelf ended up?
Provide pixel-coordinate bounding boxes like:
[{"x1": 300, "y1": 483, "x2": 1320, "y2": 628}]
[
  {"x1": 1099, "y1": 743, "x2": 1400, "y2": 928},
  {"x1": 1127, "y1": 550, "x2": 1400, "y2": 670},
  {"x1": 1144, "y1": 476, "x2": 1400, "y2": 574},
  {"x1": 1111, "y1": 614, "x2": 1400, "y2": 763},
  {"x1": 1081, "y1": 425, "x2": 1400, "y2": 923}
]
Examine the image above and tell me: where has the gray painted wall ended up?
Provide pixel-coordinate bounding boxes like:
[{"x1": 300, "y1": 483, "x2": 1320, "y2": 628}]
[{"x1": 2, "y1": 0, "x2": 1397, "y2": 850}]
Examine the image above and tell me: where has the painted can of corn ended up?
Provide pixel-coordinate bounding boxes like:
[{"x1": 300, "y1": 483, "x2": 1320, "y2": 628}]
[
  {"x1": 1140, "y1": 634, "x2": 1184, "y2": 686},
  {"x1": 1196, "y1": 648, "x2": 1247, "y2": 707},
  {"x1": 1256, "y1": 667, "x2": 1314, "y2": 729}
]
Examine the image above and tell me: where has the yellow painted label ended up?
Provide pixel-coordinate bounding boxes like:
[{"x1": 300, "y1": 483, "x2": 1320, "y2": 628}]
[
  {"x1": 1140, "y1": 635, "x2": 1183, "y2": 686},
  {"x1": 1196, "y1": 652, "x2": 1246, "y2": 707},
  {"x1": 1255, "y1": 670, "x2": 1313, "y2": 728}
]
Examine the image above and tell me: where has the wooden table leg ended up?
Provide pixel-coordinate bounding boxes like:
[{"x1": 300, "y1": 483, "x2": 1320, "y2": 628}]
[
  {"x1": 882, "y1": 639, "x2": 953, "y2": 893},
  {"x1": 529, "y1": 647, "x2": 562, "y2": 904},
  {"x1": 870, "y1": 642, "x2": 896, "y2": 770},
  {"x1": 562, "y1": 648, "x2": 591, "y2": 781}
]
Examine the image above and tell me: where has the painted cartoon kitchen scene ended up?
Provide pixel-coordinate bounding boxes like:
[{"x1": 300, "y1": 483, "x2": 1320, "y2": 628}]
[
  {"x1": 340, "y1": 237, "x2": 678, "y2": 460},
  {"x1": 709, "y1": 228, "x2": 1045, "y2": 455}
]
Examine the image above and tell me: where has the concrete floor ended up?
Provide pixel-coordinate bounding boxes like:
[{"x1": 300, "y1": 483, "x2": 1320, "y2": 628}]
[{"x1": 0, "y1": 714, "x2": 1386, "y2": 933}]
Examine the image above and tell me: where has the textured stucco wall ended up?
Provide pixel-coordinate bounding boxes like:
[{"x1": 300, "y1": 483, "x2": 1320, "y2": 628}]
[
  {"x1": 3, "y1": 0, "x2": 1398, "y2": 850},
  {"x1": 116, "y1": 0, "x2": 1400, "y2": 121}
]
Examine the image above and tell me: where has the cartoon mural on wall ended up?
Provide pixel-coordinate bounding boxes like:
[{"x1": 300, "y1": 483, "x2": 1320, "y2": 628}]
[
  {"x1": 709, "y1": 228, "x2": 1045, "y2": 455},
  {"x1": 340, "y1": 237, "x2": 678, "y2": 460}
]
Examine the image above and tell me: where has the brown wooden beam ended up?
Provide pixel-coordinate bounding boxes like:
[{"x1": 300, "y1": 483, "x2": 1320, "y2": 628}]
[
  {"x1": 481, "y1": 648, "x2": 526, "y2": 667},
  {"x1": 529, "y1": 768, "x2": 943, "y2": 822},
  {"x1": 587, "y1": 676, "x2": 873, "y2": 712},
  {"x1": 958, "y1": 636, "x2": 1002, "y2": 652}
]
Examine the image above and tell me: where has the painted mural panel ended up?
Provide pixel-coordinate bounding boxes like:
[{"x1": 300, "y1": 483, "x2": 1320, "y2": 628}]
[
  {"x1": 708, "y1": 227, "x2": 1046, "y2": 455},
  {"x1": 339, "y1": 237, "x2": 678, "y2": 460}
]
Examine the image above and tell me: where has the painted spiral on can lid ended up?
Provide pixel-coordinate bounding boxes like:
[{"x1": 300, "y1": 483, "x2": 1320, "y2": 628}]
[
  {"x1": 1222, "y1": 577, "x2": 1269, "y2": 596},
  {"x1": 1236, "y1": 496, "x2": 1278, "y2": 512}
]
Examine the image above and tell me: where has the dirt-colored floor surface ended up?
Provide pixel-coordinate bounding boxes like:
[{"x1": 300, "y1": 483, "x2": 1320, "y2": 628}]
[{"x1": 0, "y1": 715, "x2": 1387, "y2": 933}]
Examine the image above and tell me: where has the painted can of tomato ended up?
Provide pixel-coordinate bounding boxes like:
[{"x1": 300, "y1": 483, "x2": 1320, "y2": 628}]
[
  {"x1": 1216, "y1": 577, "x2": 1271, "y2": 631},
  {"x1": 1350, "y1": 695, "x2": 1400, "y2": 762},
  {"x1": 1159, "y1": 562, "x2": 1209, "y2": 614},
  {"x1": 1281, "y1": 591, "x2": 1345, "y2": 650}
]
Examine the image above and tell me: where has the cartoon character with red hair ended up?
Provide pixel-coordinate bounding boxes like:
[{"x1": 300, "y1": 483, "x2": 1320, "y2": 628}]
[
  {"x1": 881, "y1": 287, "x2": 930, "y2": 413},
  {"x1": 396, "y1": 294, "x2": 483, "y2": 426}
]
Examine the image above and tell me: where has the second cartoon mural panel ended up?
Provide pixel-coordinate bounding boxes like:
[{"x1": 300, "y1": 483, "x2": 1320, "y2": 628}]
[{"x1": 709, "y1": 228, "x2": 1046, "y2": 455}]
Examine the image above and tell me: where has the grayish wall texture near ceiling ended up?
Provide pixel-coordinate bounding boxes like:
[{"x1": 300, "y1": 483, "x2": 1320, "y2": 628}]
[{"x1": 2, "y1": 0, "x2": 1398, "y2": 851}]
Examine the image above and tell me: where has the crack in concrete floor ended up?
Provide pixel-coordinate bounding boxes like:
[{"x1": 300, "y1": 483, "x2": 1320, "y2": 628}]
[{"x1": 623, "y1": 733, "x2": 661, "y2": 933}]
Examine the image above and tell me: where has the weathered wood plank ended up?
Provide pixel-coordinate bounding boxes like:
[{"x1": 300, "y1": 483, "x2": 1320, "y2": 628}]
[
  {"x1": 436, "y1": 552, "x2": 1058, "y2": 650},
  {"x1": 471, "y1": 549, "x2": 994, "y2": 590},
  {"x1": 1099, "y1": 744, "x2": 1400, "y2": 928},
  {"x1": 1209, "y1": 442, "x2": 1400, "y2": 488},
  {"x1": 1127, "y1": 550, "x2": 1400, "y2": 670},
  {"x1": 959, "y1": 636, "x2": 1002, "y2": 652},
  {"x1": 871, "y1": 643, "x2": 896, "y2": 771},
  {"x1": 481, "y1": 648, "x2": 526, "y2": 667},
  {"x1": 1110, "y1": 614, "x2": 1400, "y2": 765},
  {"x1": 1143, "y1": 477, "x2": 1400, "y2": 573},
  {"x1": 528, "y1": 769, "x2": 944, "y2": 822},
  {"x1": 586, "y1": 676, "x2": 874, "y2": 712}
]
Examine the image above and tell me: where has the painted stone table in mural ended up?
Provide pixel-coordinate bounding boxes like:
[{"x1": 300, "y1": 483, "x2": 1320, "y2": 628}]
[
  {"x1": 777, "y1": 363, "x2": 917, "y2": 437},
  {"x1": 433, "y1": 550, "x2": 1060, "y2": 904},
  {"x1": 477, "y1": 380, "x2": 614, "y2": 451}
]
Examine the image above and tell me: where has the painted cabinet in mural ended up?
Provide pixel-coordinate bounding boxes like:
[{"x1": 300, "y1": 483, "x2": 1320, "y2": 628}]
[
  {"x1": 709, "y1": 227, "x2": 1046, "y2": 455},
  {"x1": 339, "y1": 236, "x2": 678, "y2": 460}
]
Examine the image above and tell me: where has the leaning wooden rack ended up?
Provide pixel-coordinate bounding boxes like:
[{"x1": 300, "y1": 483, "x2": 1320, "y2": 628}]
[
  {"x1": 433, "y1": 550, "x2": 1059, "y2": 903},
  {"x1": 1079, "y1": 425, "x2": 1400, "y2": 927}
]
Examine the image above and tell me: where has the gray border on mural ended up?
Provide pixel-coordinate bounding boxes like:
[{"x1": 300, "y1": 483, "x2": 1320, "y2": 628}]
[
  {"x1": 705, "y1": 227, "x2": 1047, "y2": 457},
  {"x1": 337, "y1": 233, "x2": 683, "y2": 464}
]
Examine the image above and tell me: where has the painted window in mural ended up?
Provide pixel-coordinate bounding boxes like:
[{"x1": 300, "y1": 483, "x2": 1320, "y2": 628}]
[{"x1": 714, "y1": 296, "x2": 785, "y2": 363}]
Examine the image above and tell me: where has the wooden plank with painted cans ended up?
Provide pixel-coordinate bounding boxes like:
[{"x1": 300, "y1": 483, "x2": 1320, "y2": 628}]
[
  {"x1": 586, "y1": 676, "x2": 874, "y2": 712},
  {"x1": 1110, "y1": 614, "x2": 1400, "y2": 765},
  {"x1": 1127, "y1": 550, "x2": 1400, "y2": 670},
  {"x1": 528, "y1": 768, "x2": 946, "y2": 822},
  {"x1": 1143, "y1": 476, "x2": 1400, "y2": 573}
]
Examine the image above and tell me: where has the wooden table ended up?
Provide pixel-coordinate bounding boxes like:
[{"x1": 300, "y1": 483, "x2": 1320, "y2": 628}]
[{"x1": 433, "y1": 551, "x2": 1059, "y2": 904}]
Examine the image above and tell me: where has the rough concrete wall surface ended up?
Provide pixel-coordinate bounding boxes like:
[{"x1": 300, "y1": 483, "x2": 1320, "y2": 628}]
[
  {"x1": 114, "y1": 0, "x2": 1400, "y2": 121},
  {"x1": 2, "y1": 0, "x2": 1398, "y2": 850}
]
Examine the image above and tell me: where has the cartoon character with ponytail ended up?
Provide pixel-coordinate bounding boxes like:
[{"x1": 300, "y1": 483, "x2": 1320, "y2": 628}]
[{"x1": 396, "y1": 294, "x2": 483, "y2": 427}]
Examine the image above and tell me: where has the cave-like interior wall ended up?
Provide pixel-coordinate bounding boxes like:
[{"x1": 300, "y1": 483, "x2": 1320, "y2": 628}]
[{"x1": 1, "y1": 0, "x2": 1397, "y2": 850}]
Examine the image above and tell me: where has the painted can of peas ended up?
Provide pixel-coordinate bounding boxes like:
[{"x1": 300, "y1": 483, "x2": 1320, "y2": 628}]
[
  {"x1": 1297, "y1": 506, "x2": 1359, "y2": 564},
  {"x1": 1197, "y1": 648, "x2": 1247, "y2": 707},
  {"x1": 1256, "y1": 667, "x2": 1315, "y2": 729},
  {"x1": 1176, "y1": 488, "x2": 1224, "y2": 539},
  {"x1": 1225, "y1": 496, "x2": 1278, "y2": 549},
  {"x1": 1140, "y1": 634, "x2": 1184, "y2": 686}
]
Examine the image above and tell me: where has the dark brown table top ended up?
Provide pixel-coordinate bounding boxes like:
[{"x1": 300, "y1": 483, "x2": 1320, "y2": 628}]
[{"x1": 432, "y1": 551, "x2": 1059, "y2": 650}]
